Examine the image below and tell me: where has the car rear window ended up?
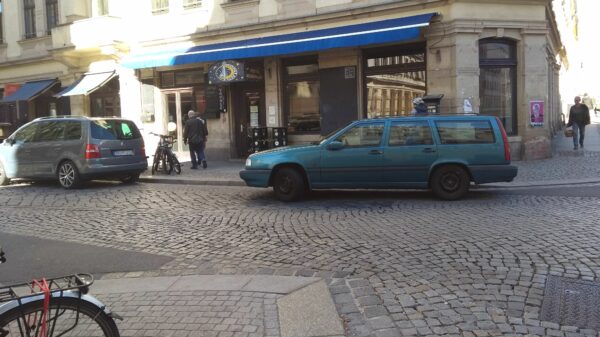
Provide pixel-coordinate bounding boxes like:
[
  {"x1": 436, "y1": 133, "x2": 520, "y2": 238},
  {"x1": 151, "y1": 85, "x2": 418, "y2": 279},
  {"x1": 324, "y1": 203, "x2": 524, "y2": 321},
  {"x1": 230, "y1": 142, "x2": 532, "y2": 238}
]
[
  {"x1": 435, "y1": 120, "x2": 495, "y2": 144},
  {"x1": 91, "y1": 120, "x2": 141, "y2": 140}
]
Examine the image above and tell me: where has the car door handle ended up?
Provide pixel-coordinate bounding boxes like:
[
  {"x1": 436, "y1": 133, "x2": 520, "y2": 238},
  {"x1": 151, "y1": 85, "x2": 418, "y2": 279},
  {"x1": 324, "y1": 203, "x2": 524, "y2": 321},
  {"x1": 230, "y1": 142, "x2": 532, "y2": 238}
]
[
  {"x1": 422, "y1": 148, "x2": 436, "y2": 153},
  {"x1": 369, "y1": 150, "x2": 383, "y2": 155}
]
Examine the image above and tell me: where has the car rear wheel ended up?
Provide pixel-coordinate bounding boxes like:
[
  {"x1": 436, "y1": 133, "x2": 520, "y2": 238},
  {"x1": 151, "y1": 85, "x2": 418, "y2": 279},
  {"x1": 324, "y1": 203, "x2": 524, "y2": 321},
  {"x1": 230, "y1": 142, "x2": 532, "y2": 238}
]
[
  {"x1": 430, "y1": 165, "x2": 470, "y2": 200},
  {"x1": 272, "y1": 167, "x2": 305, "y2": 202},
  {"x1": 58, "y1": 160, "x2": 81, "y2": 189},
  {"x1": 0, "y1": 161, "x2": 9, "y2": 186}
]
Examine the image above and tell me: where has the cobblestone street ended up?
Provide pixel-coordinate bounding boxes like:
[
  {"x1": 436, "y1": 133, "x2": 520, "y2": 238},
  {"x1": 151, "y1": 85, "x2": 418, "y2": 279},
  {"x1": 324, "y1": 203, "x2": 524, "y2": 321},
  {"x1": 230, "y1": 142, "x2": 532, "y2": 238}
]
[{"x1": 1, "y1": 182, "x2": 600, "y2": 336}]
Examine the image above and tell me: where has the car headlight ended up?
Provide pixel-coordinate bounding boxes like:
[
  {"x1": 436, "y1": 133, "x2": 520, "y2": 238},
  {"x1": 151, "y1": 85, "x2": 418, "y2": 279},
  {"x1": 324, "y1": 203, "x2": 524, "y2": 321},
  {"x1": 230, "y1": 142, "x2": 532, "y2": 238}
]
[{"x1": 245, "y1": 158, "x2": 252, "y2": 167}]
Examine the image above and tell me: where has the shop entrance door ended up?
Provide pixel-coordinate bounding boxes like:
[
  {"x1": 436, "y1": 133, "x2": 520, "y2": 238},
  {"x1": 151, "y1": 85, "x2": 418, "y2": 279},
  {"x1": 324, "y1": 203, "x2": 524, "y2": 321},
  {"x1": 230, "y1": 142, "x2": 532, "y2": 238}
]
[
  {"x1": 164, "y1": 90, "x2": 194, "y2": 153},
  {"x1": 232, "y1": 83, "x2": 264, "y2": 158}
]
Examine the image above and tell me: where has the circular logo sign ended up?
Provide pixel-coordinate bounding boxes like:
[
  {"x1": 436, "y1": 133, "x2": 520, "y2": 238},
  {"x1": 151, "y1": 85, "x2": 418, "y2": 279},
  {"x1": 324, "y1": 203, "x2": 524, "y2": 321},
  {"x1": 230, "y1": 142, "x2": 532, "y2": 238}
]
[{"x1": 208, "y1": 60, "x2": 245, "y2": 84}]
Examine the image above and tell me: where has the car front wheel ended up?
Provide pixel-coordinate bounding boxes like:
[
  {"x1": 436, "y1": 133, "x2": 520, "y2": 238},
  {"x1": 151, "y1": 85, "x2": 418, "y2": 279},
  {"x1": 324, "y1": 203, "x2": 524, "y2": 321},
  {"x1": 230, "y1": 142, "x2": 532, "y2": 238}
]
[
  {"x1": 430, "y1": 165, "x2": 470, "y2": 200},
  {"x1": 58, "y1": 160, "x2": 81, "y2": 189},
  {"x1": 272, "y1": 167, "x2": 305, "y2": 202}
]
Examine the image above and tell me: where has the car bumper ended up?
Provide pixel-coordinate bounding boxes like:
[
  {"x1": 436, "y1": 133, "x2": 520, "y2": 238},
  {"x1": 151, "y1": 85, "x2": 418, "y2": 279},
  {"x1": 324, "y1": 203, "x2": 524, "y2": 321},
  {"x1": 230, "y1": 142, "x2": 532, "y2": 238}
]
[
  {"x1": 470, "y1": 165, "x2": 518, "y2": 184},
  {"x1": 240, "y1": 169, "x2": 271, "y2": 187},
  {"x1": 80, "y1": 161, "x2": 148, "y2": 177}
]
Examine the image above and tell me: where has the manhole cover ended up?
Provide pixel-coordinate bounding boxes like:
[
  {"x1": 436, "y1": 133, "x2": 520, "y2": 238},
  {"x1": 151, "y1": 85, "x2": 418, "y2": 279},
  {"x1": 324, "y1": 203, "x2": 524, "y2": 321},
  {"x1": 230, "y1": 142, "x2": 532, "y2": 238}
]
[{"x1": 540, "y1": 276, "x2": 600, "y2": 329}]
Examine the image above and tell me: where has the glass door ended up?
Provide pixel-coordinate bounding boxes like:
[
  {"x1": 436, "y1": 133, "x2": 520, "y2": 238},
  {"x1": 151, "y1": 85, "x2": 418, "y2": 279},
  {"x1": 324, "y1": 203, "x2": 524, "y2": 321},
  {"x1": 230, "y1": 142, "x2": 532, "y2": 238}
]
[{"x1": 164, "y1": 90, "x2": 194, "y2": 153}]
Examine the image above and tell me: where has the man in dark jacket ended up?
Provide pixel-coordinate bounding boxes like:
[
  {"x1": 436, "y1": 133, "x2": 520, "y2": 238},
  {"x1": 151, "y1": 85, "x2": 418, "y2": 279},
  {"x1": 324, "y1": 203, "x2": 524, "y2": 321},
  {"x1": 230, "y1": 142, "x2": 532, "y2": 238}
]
[
  {"x1": 183, "y1": 110, "x2": 209, "y2": 169},
  {"x1": 567, "y1": 96, "x2": 591, "y2": 150}
]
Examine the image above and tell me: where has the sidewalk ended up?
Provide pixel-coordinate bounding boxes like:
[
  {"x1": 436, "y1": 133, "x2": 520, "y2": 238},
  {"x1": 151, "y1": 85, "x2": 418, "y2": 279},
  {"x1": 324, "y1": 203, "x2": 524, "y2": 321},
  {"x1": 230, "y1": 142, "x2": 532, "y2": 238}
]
[
  {"x1": 92, "y1": 275, "x2": 345, "y2": 337},
  {"x1": 141, "y1": 117, "x2": 600, "y2": 188}
]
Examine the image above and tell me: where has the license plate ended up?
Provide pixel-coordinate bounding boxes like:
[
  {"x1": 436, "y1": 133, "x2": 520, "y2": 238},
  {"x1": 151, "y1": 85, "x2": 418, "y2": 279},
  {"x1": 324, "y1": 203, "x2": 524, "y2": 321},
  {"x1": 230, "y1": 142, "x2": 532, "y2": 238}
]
[{"x1": 113, "y1": 150, "x2": 134, "y2": 156}]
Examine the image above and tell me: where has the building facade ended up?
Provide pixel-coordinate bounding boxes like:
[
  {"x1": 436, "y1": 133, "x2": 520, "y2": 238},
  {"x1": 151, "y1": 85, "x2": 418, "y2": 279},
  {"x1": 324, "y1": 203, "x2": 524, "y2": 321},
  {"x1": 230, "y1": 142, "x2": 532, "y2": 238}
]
[{"x1": 0, "y1": 0, "x2": 565, "y2": 160}]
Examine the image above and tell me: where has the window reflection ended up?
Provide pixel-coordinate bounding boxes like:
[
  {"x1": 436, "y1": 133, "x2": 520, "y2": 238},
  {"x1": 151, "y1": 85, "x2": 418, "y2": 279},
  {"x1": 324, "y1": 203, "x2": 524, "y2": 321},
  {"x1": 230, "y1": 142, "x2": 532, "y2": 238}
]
[{"x1": 286, "y1": 81, "x2": 320, "y2": 133}]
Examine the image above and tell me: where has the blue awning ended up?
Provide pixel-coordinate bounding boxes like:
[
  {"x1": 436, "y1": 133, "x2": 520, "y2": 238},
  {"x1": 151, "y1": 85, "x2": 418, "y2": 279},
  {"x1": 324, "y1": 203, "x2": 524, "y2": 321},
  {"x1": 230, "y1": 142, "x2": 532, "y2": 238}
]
[
  {"x1": 2, "y1": 79, "x2": 58, "y2": 102},
  {"x1": 55, "y1": 71, "x2": 116, "y2": 97},
  {"x1": 123, "y1": 13, "x2": 436, "y2": 69}
]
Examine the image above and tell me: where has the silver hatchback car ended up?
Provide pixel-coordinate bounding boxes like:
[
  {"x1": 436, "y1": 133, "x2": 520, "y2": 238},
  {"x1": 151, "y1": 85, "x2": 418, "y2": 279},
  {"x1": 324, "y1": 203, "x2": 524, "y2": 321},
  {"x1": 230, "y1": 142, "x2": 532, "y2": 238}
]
[{"x1": 0, "y1": 116, "x2": 147, "y2": 188}]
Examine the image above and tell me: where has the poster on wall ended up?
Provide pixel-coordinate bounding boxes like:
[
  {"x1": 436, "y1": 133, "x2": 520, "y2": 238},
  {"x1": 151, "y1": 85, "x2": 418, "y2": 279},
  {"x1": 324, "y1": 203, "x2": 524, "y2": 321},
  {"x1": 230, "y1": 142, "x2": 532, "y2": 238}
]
[{"x1": 529, "y1": 100, "x2": 544, "y2": 127}]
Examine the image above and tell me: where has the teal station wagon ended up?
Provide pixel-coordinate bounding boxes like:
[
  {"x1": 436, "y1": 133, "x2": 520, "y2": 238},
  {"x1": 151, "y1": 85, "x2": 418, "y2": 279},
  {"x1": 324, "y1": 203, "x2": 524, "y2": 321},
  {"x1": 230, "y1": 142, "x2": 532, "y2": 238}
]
[{"x1": 240, "y1": 115, "x2": 517, "y2": 201}]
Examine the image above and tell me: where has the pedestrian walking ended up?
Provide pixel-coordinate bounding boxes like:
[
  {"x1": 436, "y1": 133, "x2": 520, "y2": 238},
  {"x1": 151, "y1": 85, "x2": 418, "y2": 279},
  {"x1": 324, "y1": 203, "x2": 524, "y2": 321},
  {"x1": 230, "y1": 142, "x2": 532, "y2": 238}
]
[
  {"x1": 183, "y1": 110, "x2": 209, "y2": 169},
  {"x1": 411, "y1": 97, "x2": 428, "y2": 115},
  {"x1": 196, "y1": 112, "x2": 209, "y2": 169},
  {"x1": 567, "y1": 96, "x2": 591, "y2": 150}
]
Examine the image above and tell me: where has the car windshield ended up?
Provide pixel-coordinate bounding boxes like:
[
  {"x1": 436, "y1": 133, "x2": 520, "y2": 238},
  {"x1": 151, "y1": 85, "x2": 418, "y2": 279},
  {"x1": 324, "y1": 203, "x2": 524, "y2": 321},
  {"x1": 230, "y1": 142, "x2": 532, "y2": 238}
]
[{"x1": 318, "y1": 123, "x2": 351, "y2": 145}]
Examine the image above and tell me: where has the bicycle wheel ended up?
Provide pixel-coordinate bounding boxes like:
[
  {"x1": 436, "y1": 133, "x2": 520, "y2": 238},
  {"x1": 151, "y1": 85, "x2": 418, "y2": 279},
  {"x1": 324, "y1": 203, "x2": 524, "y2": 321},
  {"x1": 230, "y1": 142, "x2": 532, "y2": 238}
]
[
  {"x1": 172, "y1": 155, "x2": 181, "y2": 174},
  {"x1": 0, "y1": 297, "x2": 120, "y2": 337},
  {"x1": 151, "y1": 150, "x2": 161, "y2": 175},
  {"x1": 162, "y1": 152, "x2": 172, "y2": 174}
]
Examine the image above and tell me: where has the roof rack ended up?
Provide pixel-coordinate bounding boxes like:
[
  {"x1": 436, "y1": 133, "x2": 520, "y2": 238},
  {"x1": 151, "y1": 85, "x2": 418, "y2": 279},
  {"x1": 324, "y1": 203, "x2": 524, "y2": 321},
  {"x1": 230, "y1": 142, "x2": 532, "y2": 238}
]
[
  {"x1": 33, "y1": 115, "x2": 88, "y2": 121},
  {"x1": 371, "y1": 113, "x2": 480, "y2": 119}
]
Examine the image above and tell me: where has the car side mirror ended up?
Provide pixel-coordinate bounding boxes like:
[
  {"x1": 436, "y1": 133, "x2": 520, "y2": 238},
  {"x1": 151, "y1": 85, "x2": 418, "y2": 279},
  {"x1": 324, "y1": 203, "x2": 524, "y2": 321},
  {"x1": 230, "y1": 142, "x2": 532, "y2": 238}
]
[
  {"x1": 326, "y1": 140, "x2": 345, "y2": 151},
  {"x1": 5, "y1": 138, "x2": 15, "y2": 146}
]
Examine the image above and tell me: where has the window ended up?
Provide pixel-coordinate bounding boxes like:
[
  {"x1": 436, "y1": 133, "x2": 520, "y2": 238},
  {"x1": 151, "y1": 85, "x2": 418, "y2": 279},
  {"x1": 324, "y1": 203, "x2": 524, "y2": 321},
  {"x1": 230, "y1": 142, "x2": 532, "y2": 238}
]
[
  {"x1": 46, "y1": 0, "x2": 58, "y2": 34},
  {"x1": 183, "y1": 0, "x2": 201, "y2": 9},
  {"x1": 91, "y1": 120, "x2": 141, "y2": 140},
  {"x1": 13, "y1": 123, "x2": 37, "y2": 143},
  {"x1": 96, "y1": 0, "x2": 108, "y2": 15},
  {"x1": 435, "y1": 120, "x2": 495, "y2": 145},
  {"x1": 336, "y1": 123, "x2": 384, "y2": 147},
  {"x1": 389, "y1": 121, "x2": 433, "y2": 146},
  {"x1": 152, "y1": 0, "x2": 169, "y2": 14},
  {"x1": 283, "y1": 57, "x2": 320, "y2": 134},
  {"x1": 479, "y1": 39, "x2": 517, "y2": 135},
  {"x1": 24, "y1": 0, "x2": 36, "y2": 39},
  {"x1": 35, "y1": 121, "x2": 64, "y2": 142},
  {"x1": 364, "y1": 44, "x2": 426, "y2": 118},
  {"x1": 64, "y1": 122, "x2": 82, "y2": 140}
]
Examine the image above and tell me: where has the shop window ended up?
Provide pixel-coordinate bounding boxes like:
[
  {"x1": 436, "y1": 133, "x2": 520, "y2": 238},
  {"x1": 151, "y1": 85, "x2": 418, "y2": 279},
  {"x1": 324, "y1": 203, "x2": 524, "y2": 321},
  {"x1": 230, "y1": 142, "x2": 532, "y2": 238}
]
[
  {"x1": 141, "y1": 82, "x2": 156, "y2": 123},
  {"x1": 283, "y1": 56, "x2": 320, "y2": 134},
  {"x1": 363, "y1": 44, "x2": 426, "y2": 118},
  {"x1": 152, "y1": 0, "x2": 169, "y2": 14},
  {"x1": 183, "y1": 0, "x2": 202, "y2": 9},
  {"x1": 23, "y1": 0, "x2": 36, "y2": 39},
  {"x1": 160, "y1": 69, "x2": 203, "y2": 88},
  {"x1": 46, "y1": 0, "x2": 58, "y2": 35},
  {"x1": 479, "y1": 38, "x2": 517, "y2": 135},
  {"x1": 90, "y1": 78, "x2": 121, "y2": 117}
]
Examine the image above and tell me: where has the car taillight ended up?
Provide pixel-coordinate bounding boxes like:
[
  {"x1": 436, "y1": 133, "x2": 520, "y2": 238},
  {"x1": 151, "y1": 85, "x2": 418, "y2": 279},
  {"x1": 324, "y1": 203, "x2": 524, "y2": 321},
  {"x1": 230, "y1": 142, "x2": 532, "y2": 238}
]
[
  {"x1": 496, "y1": 117, "x2": 510, "y2": 161},
  {"x1": 141, "y1": 145, "x2": 146, "y2": 158},
  {"x1": 85, "y1": 144, "x2": 101, "y2": 159}
]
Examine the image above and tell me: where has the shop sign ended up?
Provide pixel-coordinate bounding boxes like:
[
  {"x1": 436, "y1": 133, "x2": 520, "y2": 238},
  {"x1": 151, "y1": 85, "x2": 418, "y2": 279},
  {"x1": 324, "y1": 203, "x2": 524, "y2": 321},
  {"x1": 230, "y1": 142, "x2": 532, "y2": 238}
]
[
  {"x1": 205, "y1": 85, "x2": 227, "y2": 118},
  {"x1": 208, "y1": 60, "x2": 245, "y2": 84},
  {"x1": 529, "y1": 100, "x2": 544, "y2": 126}
]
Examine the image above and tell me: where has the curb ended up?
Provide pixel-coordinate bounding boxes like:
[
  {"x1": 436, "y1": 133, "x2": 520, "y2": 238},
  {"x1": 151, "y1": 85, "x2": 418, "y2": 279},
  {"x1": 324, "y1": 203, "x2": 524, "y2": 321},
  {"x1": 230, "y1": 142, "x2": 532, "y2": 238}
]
[
  {"x1": 139, "y1": 177, "x2": 246, "y2": 187},
  {"x1": 140, "y1": 176, "x2": 600, "y2": 189}
]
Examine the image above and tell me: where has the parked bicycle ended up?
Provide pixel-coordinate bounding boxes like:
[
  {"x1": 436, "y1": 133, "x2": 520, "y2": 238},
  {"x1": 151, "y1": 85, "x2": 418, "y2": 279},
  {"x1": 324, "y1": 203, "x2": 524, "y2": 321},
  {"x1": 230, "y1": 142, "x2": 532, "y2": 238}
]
[
  {"x1": 0, "y1": 245, "x2": 121, "y2": 336},
  {"x1": 150, "y1": 133, "x2": 181, "y2": 175}
]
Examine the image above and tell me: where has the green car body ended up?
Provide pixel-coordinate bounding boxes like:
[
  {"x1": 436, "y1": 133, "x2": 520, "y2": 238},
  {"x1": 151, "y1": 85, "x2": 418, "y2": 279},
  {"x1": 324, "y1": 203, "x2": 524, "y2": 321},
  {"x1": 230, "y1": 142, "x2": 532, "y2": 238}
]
[{"x1": 240, "y1": 115, "x2": 517, "y2": 201}]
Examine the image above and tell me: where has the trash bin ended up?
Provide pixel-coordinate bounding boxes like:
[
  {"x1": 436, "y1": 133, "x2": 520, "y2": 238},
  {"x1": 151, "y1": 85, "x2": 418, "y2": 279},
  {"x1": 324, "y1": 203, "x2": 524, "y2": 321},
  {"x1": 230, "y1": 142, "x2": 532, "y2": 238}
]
[{"x1": 423, "y1": 94, "x2": 444, "y2": 114}]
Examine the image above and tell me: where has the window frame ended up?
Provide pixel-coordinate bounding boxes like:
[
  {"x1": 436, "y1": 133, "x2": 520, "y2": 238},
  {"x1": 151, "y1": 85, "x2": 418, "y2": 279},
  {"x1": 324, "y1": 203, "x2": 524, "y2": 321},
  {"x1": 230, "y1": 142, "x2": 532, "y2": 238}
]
[
  {"x1": 479, "y1": 38, "x2": 518, "y2": 135},
  {"x1": 0, "y1": 0, "x2": 4, "y2": 43},
  {"x1": 387, "y1": 120, "x2": 433, "y2": 147},
  {"x1": 45, "y1": 0, "x2": 58, "y2": 35},
  {"x1": 183, "y1": 0, "x2": 202, "y2": 9},
  {"x1": 334, "y1": 122, "x2": 385, "y2": 148},
  {"x1": 282, "y1": 55, "x2": 321, "y2": 135},
  {"x1": 23, "y1": 0, "x2": 36, "y2": 39},
  {"x1": 152, "y1": 0, "x2": 169, "y2": 14}
]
